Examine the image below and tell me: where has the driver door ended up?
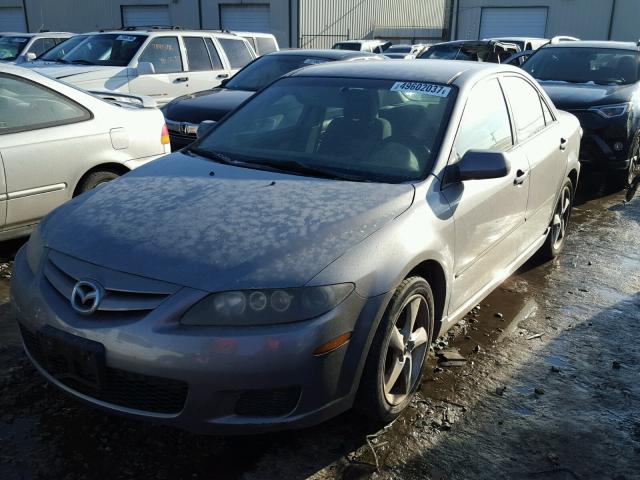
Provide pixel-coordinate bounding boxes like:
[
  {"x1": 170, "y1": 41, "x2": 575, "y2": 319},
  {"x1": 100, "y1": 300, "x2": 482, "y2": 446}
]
[
  {"x1": 443, "y1": 77, "x2": 530, "y2": 315},
  {"x1": 128, "y1": 36, "x2": 188, "y2": 105}
]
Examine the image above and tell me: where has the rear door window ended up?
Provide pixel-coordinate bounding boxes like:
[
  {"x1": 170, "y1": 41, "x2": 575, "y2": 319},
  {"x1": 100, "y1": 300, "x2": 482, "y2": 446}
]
[
  {"x1": 218, "y1": 38, "x2": 254, "y2": 69},
  {"x1": 138, "y1": 37, "x2": 183, "y2": 74},
  {"x1": 256, "y1": 37, "x2": 278, "y2": 55},
  {"x1": 0, "y1": 73, "x2": 90, "y2": 134},
  {"x1": 184, "y1": 37, "x2": 212, "y2": 71}
]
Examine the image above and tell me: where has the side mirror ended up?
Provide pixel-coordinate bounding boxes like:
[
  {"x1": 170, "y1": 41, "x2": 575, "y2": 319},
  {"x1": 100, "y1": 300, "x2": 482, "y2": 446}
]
[
  {"x1": 455, "y1": 150, "x2": 511, "y2": 181},
  {"x1": 15, "y1": 52, "x2": 37, "y2": 64},
  {"x1": 136, "y1": 61, "x2": 156, "y2": 76},
  {"x1": 196, "y1": 120, "x2": 217, "y2": 139},
  {"x1": 220, "y1": 78, "x2": 230, "y2": 87}
]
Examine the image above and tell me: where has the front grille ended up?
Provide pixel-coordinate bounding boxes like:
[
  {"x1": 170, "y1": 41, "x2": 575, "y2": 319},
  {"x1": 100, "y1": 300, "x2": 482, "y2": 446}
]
[
  {"x1": 43, "y1": 250, "x2": 178, "y2": 319},
  {"x1": 235, "y1": 387, "x2": 301, "y2": 417},
  {"x1": 20, "y1": 325, "x2": 188, "y2": 414}
]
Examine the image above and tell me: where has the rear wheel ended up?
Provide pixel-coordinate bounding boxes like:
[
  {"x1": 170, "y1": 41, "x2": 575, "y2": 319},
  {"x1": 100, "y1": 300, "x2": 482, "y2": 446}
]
[
  {"x1": 356, "y1": 276, "x2": 434, "y2": 423},
  {"x1": 540, "y1": 178, "x2": 573, "y2": 260},
  {"x1": 76, "y1": 170, "x2": 120, "y2": 195}
]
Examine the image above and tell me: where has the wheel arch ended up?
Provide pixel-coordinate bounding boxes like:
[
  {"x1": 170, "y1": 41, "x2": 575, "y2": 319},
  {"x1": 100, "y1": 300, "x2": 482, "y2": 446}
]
[
  {"x1": 73, "y1": 163, "x2": 131, "y2": 197},
  {"x1": 406, "y1": 259, "x2": 447, "y2": 339}
]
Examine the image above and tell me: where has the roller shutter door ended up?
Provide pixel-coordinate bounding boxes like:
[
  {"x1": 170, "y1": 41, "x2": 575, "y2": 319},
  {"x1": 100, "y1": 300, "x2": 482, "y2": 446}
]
[
  {"x1": 220, "y1": 4, "x2": 270, "y2": 33},
  {"x1": 122, "y1": 5, "x2": 171, "y2": 28},
  {"x1": 480, "y1": 7, "x2": 547, "y2": 39},
  {"x1": 0, "y1": 7, "x2": 27, "y2": 32}
]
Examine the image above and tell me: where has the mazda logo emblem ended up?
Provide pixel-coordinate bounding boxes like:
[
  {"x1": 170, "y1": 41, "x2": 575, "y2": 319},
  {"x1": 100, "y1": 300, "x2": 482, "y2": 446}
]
[{"x1": 71, "y1": 280, "x2": 103, "y2": 315}]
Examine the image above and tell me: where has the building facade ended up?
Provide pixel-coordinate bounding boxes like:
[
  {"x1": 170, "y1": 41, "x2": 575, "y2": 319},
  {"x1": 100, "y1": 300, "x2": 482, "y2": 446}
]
[
  {"x1": 453, "y1": 0, "x2": 639, "y2": 42},
  {"x1": 0, "y1": 0, "x2": 453, "y2": 48}
]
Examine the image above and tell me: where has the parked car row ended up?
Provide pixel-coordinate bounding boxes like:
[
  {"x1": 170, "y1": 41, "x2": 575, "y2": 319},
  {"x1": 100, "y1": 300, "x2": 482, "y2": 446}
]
[{"x1": 0, "y1": 31, "x2": 74, "y2": 63}]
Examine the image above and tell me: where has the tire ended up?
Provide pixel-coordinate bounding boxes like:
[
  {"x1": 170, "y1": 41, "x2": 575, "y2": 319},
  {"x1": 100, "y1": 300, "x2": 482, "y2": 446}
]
[
  {"x1": 356, "y1": 276, "x2": 435, "y2": 423},
  {"x1": 76, "y1": 171, "x2": 120, "y2": 195},
  {"x1": 540, "y1": 178, "x2": 573, "y2": 261},
  {"x1": 611, "y1": 139, "x2": 639, "y2": 190}
]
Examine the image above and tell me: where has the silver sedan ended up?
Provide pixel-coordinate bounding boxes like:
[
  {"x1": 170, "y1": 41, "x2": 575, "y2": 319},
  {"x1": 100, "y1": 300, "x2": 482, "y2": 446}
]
[
  {"x1": 11, "y1": 60, "x2": 581, "y2": 433},
  {"x1": 0, "y1": 64, "x2": 171, "y2": 240}
]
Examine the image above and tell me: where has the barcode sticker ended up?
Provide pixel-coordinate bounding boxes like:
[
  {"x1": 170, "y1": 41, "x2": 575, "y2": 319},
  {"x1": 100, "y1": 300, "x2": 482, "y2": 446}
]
[{"x1": 390, "y1": 82, "x2": 451, "y2": 97}]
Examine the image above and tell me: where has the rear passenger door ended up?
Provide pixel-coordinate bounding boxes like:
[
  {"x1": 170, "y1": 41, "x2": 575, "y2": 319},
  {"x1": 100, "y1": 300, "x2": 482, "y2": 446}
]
[
  {"x1": 182, "y1": 36, "x2": 230, "y2": 92},
  {"x1": 217, "y1": 37, "x2": 255, "y2": 75},
  {"x1": 501, "y1": 75, "x2": 565, "y2": 251},
  {"x1": 128, "y1": 36, "x2": 187, "y2": 105}
]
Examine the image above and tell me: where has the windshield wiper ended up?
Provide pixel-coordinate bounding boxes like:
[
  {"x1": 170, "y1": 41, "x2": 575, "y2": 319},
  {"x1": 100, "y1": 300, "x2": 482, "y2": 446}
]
[
  {"x1": 249, "y1": 158, "x2": 369, "y2": 182},
  {"x1": 70, "y1": 59, "x2": 95, "y2": 65},
  {"x1": 187, "y1": 148, "x2": 367, "y2": 181}
]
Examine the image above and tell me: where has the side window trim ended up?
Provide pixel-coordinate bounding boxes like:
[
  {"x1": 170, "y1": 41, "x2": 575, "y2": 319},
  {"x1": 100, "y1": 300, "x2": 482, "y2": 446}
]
[
  {"x1": 209, "y1": 37, "x2": 232, "y2": 71},
  {"x1": 0, "y1": 73, "x2": 93, "y2": 136}
]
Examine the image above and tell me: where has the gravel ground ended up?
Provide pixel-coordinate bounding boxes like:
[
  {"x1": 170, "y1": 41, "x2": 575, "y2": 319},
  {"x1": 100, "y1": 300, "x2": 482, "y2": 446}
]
[{"x1": 1, "y1": 177, "x2": 639, "y2": 480}]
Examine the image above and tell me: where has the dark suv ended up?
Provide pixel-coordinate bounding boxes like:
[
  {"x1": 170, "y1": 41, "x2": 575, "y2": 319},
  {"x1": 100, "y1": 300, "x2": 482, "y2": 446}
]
[
  {"x1": 523, "y1": 41, "x2": 640, "y2": 186},
  {"x1": 418, "y1": 40, "x2": 519, "y2": 63}
]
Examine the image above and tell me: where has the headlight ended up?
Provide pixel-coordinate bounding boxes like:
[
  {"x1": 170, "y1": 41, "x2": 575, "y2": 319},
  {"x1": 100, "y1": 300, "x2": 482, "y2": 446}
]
[
  {"x1": 26, "y1": 225, "x2": 44, "y2": 274},
  {"x1": 589, "y1": 103, "x2": 630, "y2": 119},
  {"x1": 181, "y1": 284, "x2": 354, "y2": 326}
]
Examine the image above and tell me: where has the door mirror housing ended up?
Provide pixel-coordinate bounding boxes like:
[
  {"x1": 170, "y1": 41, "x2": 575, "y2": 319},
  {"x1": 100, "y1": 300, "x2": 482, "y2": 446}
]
[
  {"x1": 454, "y1": 150, "x2": 511, "y2": 181},
  {"x1": 196, "y1": 120, "x2": 217, "y2": 139},
  {"x1": 136, "y1": 61, "x2": 156, "y2": 76},
  {"x1": 15, "y1": 52, "x2": 37, "y2": 64},
  {"x1": 219, "y1": 78, "x2": 230, "y2": 87}
]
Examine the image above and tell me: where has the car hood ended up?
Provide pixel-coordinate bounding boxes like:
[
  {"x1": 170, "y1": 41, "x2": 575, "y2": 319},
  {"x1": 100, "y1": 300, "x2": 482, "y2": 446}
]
[
  {"x1": 539, "y1": 81, "x2": 635, "y2": 110},
  {"x1": 163, "y1": 88, "x2": 255, "y2": 123},
  {"x1": 30, "y1": 64, "x2": 124, "y2": 80},
  {"x1": 41, "y1": 152, "x2": 415, "y2": 292}
]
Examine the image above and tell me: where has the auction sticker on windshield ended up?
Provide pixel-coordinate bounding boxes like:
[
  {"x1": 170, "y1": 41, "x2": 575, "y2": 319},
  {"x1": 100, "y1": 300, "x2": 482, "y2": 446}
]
[{"x1": 391, "y1": 82, "x2": 451, "y2": 97}]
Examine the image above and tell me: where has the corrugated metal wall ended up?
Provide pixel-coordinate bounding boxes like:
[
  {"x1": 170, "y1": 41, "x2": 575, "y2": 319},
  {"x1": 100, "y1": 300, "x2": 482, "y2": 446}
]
[
  {"x1": 299, "y1": 0, "x2": 451, "y2": 48},
  {"x1": 455, "y1": 0, "x2": 639, "y2": 41}
]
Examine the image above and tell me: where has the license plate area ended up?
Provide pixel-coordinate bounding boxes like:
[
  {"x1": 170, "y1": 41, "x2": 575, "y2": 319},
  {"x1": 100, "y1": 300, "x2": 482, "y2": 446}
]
[{"x1": 38, "y1": 325, "x2": 106, "y2": 390}]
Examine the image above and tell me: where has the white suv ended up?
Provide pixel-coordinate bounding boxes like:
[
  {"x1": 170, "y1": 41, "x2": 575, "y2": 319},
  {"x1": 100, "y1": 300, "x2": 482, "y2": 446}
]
[{"x1": 27, "y1": 28, "x2": 257, "y2": 105}]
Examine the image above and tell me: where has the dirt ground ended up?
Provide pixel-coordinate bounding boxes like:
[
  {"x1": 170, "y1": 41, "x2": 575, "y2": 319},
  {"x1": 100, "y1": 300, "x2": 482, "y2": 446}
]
[{"x1": 1, "y1": 176, "x2": 639, "y2": 480}]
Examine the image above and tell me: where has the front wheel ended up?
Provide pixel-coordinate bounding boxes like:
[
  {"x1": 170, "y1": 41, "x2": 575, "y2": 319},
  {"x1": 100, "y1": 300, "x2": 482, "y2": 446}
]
[
  {"x1": 540, "y1": 178, "x2": 573, "y2": 260},
  {"x1": 356, "y1": 276, "x2": 434, "y2": 423}
]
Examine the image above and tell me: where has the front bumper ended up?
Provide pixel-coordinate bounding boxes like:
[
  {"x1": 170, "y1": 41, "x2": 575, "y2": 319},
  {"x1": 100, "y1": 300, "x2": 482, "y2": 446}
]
[
  {"x1": 566, "y1": 109, "x2": 631, "y2": 171},
  {"x1": 165, "y1": 118, "x2": 198, "y2": 150},
  {"x1": 11, "y1": 247, "x2": 389, "y2": 434}
]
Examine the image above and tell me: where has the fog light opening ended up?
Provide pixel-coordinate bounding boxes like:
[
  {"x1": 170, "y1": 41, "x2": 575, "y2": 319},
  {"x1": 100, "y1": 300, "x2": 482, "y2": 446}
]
[{"x1": 313, "y1": 332, "x2": 352, "y2": 356}]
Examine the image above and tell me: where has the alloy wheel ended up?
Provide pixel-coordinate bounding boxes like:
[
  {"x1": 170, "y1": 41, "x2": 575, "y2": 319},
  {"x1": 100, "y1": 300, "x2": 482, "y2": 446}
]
[
  {"x1": 551, "y1": 186, "x2": 571, "y2": 250},
  {"x1": 628, "y1": 151, "x2": 640, "y2": 187},
  {"x1": 382, "y1": 294, "x2": 430, "y2": 406}
]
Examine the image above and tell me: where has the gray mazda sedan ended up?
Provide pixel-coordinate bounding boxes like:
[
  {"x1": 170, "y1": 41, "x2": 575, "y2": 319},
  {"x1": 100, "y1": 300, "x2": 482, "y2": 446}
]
[{"x1": 12, "y1": 60, "x2": 581, "y2": 434}]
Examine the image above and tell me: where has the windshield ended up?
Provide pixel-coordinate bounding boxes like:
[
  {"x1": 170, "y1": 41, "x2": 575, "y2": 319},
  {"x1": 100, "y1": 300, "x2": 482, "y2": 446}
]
[
  {"x1": 226, "y1": 55, "x2": 330, "y2": 91},
  {"x1": 333, "y1": 42, "x2": 360, "y2": 51},
  {"x1": 60, "y1": 33, "x2": 146, "y2": 66},
  {"x1": 39, "y1": 35, "x2": 89, "y2": 61},
  {"x1": 524, "y1": 47, "x2": 640, "y2": 85},
  {"x1": 0, "y1": 36, "x2": 29, "y2": 60},
  {"x1": 194, "y1": 76, "x2": 455, "y2": 183}
]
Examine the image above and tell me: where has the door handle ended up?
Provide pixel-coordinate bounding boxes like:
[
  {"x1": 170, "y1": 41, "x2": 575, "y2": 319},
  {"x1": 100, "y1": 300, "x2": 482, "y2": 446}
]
[
  {"x1": 514, "y1": 169, "x2": 528, "y2": 185},
  {"x1": 560, "y1": 137, "x2": 568, "y2": 151},
  {"x1": 174, "y1": 77, "x2": 189, "y2": 83},
  {"x1": 216, "y1": 73, "x2": 229, "y2": 79}
]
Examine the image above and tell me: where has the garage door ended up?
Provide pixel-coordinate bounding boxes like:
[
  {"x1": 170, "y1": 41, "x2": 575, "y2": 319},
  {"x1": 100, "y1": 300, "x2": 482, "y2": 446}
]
[
  {"x1": 480, "y1": 7, "x2": 548, "y2": 39},
  {"x1": 122, "y1": 5, "x2": 171, "y2": 28},
  {"x1": 0, "y1": 7, "x2": 27, "y2": 32},
  {"x1": 220, "y1": 4, "x2": 270, "y2": 33}
]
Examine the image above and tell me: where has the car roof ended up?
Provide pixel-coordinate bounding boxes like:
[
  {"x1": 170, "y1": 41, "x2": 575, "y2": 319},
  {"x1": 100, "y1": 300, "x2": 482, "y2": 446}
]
[
  {"x1": 542, "y1": 40, "x2": 639, "y2": 50},
  {"x1": 336, "y1": 39, "x2": 385, "y2": 45},
  {"x1": 288, "y1": 58, "x2": 520, "y2": 86},
  {"x1": 430, "y1": 40, "x2": 496, "y2": 47},
  {"x1": 266, "y1": 49, "x2": 377, "y2": 60},
  {"x1": 486, "y1": 37, "x2": 547, "y2": 42},
  {"x1": 1, "y1": 32, "x2": 72, "y2": 37},
  {"x1": 233, "y1": 31, "x2": 276, "y2": 38}
]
